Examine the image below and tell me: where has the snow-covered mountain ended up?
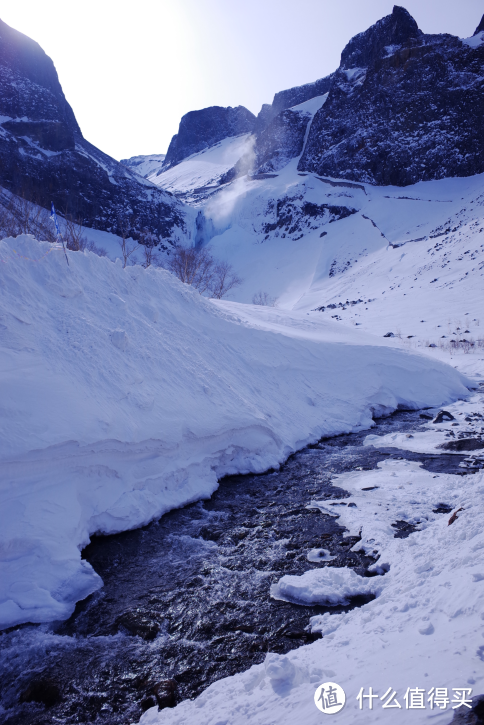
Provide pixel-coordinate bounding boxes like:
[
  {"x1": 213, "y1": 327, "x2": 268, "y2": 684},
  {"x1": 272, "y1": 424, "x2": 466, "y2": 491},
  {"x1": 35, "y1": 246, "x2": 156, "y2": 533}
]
[
  {"x1": 120, "y1": 153, "x2": 166, "y2": 178},
  {"x1": 146, "y1": 133, "x2": 256, "y2": 202},
  {"x1": 138, "y1": 7, "x2": 484, "y2": 364},
  {"x1": 0, "y1": 19, "x2": 185, "y2": 241},
  {"x1": 151, "y1": 6, "x2": 484, "y2": 198},
  {"x1": 162, "y1": 105, "x2": 256, "y2": 170}
]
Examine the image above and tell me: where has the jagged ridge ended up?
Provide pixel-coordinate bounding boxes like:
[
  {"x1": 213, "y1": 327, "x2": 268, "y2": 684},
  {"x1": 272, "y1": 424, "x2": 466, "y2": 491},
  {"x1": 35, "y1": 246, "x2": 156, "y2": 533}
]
[{"x1": 299, "y1": 6, "x2": 484, "y2": 185}]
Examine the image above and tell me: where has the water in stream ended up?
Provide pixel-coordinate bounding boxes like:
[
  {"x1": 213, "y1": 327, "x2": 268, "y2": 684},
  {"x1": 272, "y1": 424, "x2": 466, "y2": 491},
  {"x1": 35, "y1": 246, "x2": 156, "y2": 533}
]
[{"x1": 0, "y1": 409, "x2": 474, "y2": 725}]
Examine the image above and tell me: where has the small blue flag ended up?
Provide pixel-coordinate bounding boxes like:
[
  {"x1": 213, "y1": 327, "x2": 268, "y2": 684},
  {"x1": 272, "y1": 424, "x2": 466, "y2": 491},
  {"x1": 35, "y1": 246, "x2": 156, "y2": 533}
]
[{"x1": 50, "y1": 202, "x2": 69, "y2": 266}]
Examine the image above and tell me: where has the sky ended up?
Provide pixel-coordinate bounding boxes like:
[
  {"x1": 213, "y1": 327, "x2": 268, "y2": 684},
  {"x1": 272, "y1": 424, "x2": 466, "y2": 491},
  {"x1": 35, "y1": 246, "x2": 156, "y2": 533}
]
[{"x1": 2, "y1": 0, "x2": 483, "y2": 161}]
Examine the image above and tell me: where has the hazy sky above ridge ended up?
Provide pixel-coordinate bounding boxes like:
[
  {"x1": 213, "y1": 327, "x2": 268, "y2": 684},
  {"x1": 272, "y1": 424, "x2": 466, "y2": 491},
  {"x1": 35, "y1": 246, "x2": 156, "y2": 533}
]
[{"x1": 2, "y1": 0, "x2": 482, "y2": 161}]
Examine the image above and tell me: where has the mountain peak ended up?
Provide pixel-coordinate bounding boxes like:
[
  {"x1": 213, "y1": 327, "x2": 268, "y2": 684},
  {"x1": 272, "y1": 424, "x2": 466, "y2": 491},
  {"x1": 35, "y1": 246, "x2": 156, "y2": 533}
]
[
  {"x1": 163, "y1": 105, "x2": 256, "y2": 170},
  {"x1": 340, "y1": 5, "x2": 421, "y2": 69},
  {"x1": 473, "y1": 13, "x2": 484, "y2": 35}
]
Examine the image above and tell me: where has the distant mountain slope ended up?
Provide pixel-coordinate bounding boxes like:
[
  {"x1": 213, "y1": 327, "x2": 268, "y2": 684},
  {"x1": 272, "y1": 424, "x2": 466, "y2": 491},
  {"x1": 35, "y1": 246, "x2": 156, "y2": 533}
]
[
  {"x1": 0, "y1": 19, "x2": 185, "y2": 241},
  {"x1": 147, "y1": 134, "x2": 254, "y2": 203},
  {"x1": 120, "y1": 154, "x2": 165, "y2": 178}
]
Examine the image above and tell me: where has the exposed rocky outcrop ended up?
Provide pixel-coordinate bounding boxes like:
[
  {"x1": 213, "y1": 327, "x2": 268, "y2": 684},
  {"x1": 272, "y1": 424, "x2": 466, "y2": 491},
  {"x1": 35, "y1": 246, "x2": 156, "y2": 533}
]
[
  {"x1": 255, "y1": 75, "x2": 332, "y2": 133},
  {"x1": 261, "y1": 195, "x2": 356, "y2": 241},
  {"x1": 452, "y1": 694, "x2": 484, "y2": 723},
  {"x1": 299, "y1": 6, "x2": 484, "y2": 185},
  {"x1": 339, "y1": 5, "x2": 421, "y2": 69},
  {"x1": 255, "y1": 109, "x2": 311, "y2": 173},
  {"x1": 161, "y1": 6, "x2": 484, "y2": 190},
  {"x1": 162, "y1": 106, "x2": 256, "y2": 170},
  {"x1": 474, "y1": 14, "x2": 484, "y2": 35},
  {"x1": 0, "y1": 18, "x2": 185, "y2": 240}
]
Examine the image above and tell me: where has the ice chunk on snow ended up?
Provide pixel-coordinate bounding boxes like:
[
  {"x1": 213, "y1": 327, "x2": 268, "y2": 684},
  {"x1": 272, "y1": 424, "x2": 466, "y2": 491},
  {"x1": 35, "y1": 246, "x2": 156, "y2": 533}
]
[{"x1": 270, "y1": 566, "x2": 382, "y2": 606}]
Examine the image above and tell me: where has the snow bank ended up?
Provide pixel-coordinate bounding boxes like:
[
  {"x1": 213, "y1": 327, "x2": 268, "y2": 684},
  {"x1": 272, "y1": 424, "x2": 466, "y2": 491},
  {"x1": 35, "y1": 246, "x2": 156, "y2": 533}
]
[
  {"x1": 270, "y1": 567, "x2": 380, "y2": 606},
  {"x1": 0, "y1": 235, "x2": 470, "y2": 629}
]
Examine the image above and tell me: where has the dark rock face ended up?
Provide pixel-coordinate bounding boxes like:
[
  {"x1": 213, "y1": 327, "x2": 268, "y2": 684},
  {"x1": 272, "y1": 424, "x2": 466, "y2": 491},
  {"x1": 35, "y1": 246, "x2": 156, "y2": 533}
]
[
  {"x1": 433, "y1": 410, "x2": 455, "y2": 423},
  {"x1": 452, "y1": 695, "x2": 484, "y2": 723},
  {"x1": 255, "y1": 75, "x2": 332, "y2": 133},
  {"x1": 474, "y1": 15, "x2": 484, "y2": 35},
  {"x1": 0, "y1": 18, "x2": 185, "y2": 240},
  {"x1": 163, "y1": 106, "x2": 256, "y2": 169},
  {"x1": 255, "y1": 109, "x2": 311, "y2": 173},
  {"x1": 152, "y1": 680, "x2": 177, "y2": 709},
  {"x1": 0, "y1": 19, "x2": 80, "y2": 130},
  {"x1": 254, "y1": 103, "x2": 274, "y2": 133},
  {"x1": 262, "y1": 195, "x2": 356, "y2": 241},
  {"x1": 439, "y1": 438, "x2": 484, "y2": 452},
  {"x1": 299, "y1": 6, "x2": 484, "y2": 185},
  {"x1": 339, "y1": 5, "x2": 421, "y2": 69}
]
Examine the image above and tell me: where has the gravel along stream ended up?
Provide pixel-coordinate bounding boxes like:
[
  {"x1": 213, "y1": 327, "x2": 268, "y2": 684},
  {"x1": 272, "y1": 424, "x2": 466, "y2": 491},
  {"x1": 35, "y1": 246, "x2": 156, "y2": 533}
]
[{"x1": 0, "y1": 409, "x2": 477, "y2": 725}]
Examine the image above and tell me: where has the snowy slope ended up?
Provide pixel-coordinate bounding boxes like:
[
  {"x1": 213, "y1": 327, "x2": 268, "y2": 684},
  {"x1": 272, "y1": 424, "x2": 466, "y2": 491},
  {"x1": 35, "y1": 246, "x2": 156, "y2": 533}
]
[
  {"x1": 120, "y1": 154, "x2": 166, "y2": 178},
  {"x1": 0, "y1": 235, "x2": 469, "y2": 630},
  {"x1": 147, "y1": 130, "x2": 484, "y2": 380},
  {"x1": 147, "y1": 134, "x2": 254, "y2": 201},
  {"x1": 146, "y1": 96, "x2": 329, "y2": 205}
]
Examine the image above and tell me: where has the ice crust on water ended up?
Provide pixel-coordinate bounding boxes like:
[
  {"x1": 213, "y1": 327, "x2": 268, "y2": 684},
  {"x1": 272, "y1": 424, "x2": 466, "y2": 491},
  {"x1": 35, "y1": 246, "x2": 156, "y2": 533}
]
[
  {"x1": 270, "y1": 567, "x2": 379, "y2": 606},
  {"x1": 0, "y1": 234, "x2": 469, "y2": 630},
  {"x1": 306, "y1": 547, "x2": 335, "y2": 563}
]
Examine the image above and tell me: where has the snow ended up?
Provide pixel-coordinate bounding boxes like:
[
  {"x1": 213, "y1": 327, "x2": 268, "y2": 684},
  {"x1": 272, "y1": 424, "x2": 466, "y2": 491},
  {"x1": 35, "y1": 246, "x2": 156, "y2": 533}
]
[
  {"x1": 147, "y1": 133, "x2": 254, "y2": 196},
  {"x1": 270, "y1": 567, "x2": 379, "y2": 606},
  {"x1": 461, "y1": 31, "x2": 484, "y2": 48},
  {"x1": 0, "y1": 234, "x2": 469, "y2": 630},
  {"x1": 4, "y1": 83, "x2": 484, "y2": 723},
  {"x1": 121, "y1": 153, "x2": 166, "y2": 178},
  {"x1": 343, "y1": 67, "x2": 367, "y2": 83},
  {"x1": 290, "y1": 93, "x2": 328, "y2": 115},
  {"x1": 363, "y1": 393, "x2": 484, "y2": 457},
  {"x1": 306, "y1": 548, "x2": 336, "y2": 563},
  {"x1": 161, "y1": 157, "x2": 484, "y2": 387}
]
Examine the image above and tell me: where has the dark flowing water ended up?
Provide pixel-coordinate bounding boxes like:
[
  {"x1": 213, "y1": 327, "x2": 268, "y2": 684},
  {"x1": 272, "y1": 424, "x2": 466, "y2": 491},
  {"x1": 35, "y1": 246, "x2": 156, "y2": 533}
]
[{"x1": 0, "y1": 409, "x2": 475, "y2": 725}]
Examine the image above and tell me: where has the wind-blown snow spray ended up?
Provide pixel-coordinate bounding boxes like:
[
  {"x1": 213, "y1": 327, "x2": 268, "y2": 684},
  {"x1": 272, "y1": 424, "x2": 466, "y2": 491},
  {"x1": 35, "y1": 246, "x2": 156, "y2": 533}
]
[{"x1": 205, "y1": 135, "x2": 256, "y2": 228}]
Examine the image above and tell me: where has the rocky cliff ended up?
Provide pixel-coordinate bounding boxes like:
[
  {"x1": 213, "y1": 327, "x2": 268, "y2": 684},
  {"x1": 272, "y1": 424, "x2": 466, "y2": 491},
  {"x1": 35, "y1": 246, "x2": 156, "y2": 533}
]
[
  {"x1": 162, "y1": 106, "x2": 256, "y2": 170},
  {"x1": 254, "y1": 109, "x2": 311, "y2": 174},
  {"x1": 0, "y1": 18, "x2": 184, "y2": 240},
  {"x1": 299, "y1": 6, "x2": 484, "y2": 185},
  {"x1": 254, "y1": 75, "x2": 332, "y2": 133}
]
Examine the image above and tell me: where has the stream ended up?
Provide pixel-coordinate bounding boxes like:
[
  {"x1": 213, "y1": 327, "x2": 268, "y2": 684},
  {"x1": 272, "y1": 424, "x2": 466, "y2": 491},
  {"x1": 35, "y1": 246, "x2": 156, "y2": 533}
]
[{"x1": 0, "y1": 408, "x2": 475, "y2": 725}]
